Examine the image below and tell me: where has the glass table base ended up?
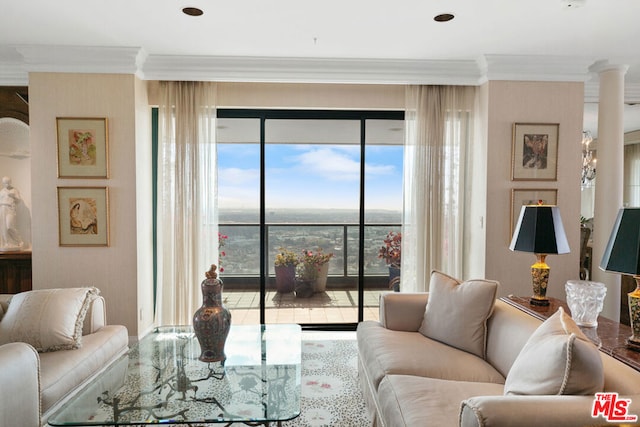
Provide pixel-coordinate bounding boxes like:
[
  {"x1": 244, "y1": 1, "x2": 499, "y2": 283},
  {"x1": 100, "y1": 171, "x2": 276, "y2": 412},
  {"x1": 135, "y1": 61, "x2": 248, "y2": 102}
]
[{"x1": 48, "y1": 324, "x2": 301, "y2": 426}]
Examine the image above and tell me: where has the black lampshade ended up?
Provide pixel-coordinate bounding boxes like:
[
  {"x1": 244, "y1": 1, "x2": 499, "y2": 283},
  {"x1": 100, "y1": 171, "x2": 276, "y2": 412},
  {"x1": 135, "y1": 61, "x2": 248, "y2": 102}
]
[
  {"x1": 600, "y1": 208, "x2": 640, "y2": 275},
  {"x1": 509, "y1": 205, "x2": 570, "y2": 254}
]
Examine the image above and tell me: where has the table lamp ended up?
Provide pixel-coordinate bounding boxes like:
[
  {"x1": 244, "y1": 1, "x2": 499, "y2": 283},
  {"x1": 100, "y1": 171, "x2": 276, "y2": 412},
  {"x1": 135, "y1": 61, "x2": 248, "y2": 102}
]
[
  {"x1": 509, "y1": 204, "x2": 570, "y2": 306},
  {"x1": 600, "y1": 208, "x2": 640, "y2": 350}
]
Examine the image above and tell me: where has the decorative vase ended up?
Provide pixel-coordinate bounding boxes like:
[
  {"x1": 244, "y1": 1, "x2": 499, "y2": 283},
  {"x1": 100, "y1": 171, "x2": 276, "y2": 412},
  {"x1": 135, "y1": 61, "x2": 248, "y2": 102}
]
[
  {"x1": 193, "y1": 264, "x2": 232, "y2": 363},
  {"x1": 389, "y1": 266, "x2": 400, "y2": 292},
  {"x1": 314, "y1": 263, "x2": 330, "y2": 292},
  {"x1": 565, "y1": 280, "x2": 606, "y2": 327},
  {"x1": 275, "y1": 264, "x2": 296, "y2": 293}
]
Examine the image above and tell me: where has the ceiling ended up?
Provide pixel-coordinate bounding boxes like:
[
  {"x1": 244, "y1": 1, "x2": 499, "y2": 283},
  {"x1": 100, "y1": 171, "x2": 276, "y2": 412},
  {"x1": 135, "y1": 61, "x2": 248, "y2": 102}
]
[{"x1": 2, "y1": 0, "x2": 640, "y2": 135}]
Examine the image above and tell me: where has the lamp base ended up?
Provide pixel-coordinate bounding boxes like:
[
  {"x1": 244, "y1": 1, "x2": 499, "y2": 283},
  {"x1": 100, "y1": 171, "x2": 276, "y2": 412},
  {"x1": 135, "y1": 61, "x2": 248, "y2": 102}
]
[
  {"x1": 530, "y1": 254, "x2": 550, "y2": 306},
  {"x1": 626, "y1": 276, "x2": 640, "y2": 351},
  {"x1": 530, "y1": 297, "x2": 550, "y2": 306},
  {"x1": 626, "y1": 338, "x2": 640, "y2": 352}
]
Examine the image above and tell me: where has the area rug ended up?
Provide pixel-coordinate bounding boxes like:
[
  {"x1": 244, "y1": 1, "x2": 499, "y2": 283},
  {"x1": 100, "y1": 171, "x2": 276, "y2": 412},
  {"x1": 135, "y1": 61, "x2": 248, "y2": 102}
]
[
  {"x1": 52, "y1": 331, "x2": 370, "y2": 427},
  {"x1": 282, "y1": 331, "x2": 371, "y2": 427}
]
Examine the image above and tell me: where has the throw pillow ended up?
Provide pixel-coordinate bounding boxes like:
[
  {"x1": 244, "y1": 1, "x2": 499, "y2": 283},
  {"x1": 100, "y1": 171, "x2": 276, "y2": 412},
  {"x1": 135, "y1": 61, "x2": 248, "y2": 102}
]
[
  {"x1": 0, "y1": 287, "x2": 99, "y2": 352},
  {"x1": 418, "y1": 270, "x2": 499, "y2": 358},
  {"x1": 504, "y1": 307, "x2": 604, "y2": 395}
]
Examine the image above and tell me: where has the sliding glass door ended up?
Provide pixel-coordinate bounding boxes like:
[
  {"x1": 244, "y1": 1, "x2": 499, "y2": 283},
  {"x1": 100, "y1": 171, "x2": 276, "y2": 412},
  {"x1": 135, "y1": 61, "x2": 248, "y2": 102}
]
[{"x1": 216, "y1": 110, "x2": 403, "y2": 329}]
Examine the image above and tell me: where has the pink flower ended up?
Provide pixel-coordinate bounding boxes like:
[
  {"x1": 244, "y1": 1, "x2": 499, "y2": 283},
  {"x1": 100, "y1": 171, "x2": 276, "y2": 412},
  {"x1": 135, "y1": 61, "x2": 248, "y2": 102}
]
[
  {"x1": 378, "y1": 231, "x2": 402, "y2": 267},
  {"x1": 217, "y1": 232, "x2": 229, "y2": 273}
]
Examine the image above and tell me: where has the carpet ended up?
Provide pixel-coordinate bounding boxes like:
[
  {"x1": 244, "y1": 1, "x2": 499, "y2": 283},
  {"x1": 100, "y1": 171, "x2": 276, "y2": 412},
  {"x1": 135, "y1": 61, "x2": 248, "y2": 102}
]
[{"x1": 282, "y1": 331, "x2": 371, "y2": 427}]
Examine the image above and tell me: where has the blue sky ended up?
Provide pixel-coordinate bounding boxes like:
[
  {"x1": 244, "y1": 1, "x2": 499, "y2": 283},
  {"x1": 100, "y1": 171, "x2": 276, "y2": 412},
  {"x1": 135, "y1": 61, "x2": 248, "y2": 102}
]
[{"x1": 217, "y1": 143, "x2": 403, "y2": 211}]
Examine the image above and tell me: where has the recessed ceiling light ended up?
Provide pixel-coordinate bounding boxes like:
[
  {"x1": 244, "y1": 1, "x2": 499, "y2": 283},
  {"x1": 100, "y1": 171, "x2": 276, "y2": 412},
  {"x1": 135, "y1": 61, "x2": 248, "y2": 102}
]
[
  {"x1": 434, "y1": 13, "x2": 455, "y2": 22},
  {"x1": 561, "y1": 0, "x2": 586, "y2": 8},
  {"x1": 183, "y1": 7, "x2": 204, "y2": 16}
]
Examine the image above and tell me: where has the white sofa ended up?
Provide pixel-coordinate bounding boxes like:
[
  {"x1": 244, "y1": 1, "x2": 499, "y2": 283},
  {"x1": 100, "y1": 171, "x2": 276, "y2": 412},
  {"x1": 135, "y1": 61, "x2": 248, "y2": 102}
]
[
  {"x1": 0, "y1": 289, "x2": 128, "y2": 427},
  {"x1": 357, "y1": 272, "x2": 640, "y2": 427}
]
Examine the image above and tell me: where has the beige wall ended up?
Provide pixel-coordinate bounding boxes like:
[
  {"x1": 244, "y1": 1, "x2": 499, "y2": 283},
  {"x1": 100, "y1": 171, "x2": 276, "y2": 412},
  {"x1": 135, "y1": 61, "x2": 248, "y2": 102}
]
[
  {"x1": 484, "y1": 81, "x2": 583, "y2": 301},
  {"x1": 29, "y1": 73, "x2": 152, "y2": 337}
]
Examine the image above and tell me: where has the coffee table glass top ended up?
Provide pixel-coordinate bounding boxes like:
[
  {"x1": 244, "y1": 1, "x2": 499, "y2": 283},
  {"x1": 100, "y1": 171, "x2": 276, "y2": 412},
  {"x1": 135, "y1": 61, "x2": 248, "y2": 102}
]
[{"x1": 48, "y1": 324, "x2": 301, "y2": 425}]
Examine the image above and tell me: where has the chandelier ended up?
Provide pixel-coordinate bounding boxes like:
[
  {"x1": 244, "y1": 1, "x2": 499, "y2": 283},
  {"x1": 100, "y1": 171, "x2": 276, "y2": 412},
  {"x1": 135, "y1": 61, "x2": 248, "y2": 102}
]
[{"x1": 581, "y1": 130, "x2": 596, "y2": 188}]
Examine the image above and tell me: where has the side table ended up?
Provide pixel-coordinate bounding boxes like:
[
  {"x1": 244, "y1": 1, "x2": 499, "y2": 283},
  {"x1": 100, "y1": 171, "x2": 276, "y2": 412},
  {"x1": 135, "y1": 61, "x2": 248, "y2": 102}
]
[
  {"x1": 501, "y1": 295, "x2": 640, "y2": 372},
  {"x1": 0, "y1": 251, "x2": 31, "y2": 293}
]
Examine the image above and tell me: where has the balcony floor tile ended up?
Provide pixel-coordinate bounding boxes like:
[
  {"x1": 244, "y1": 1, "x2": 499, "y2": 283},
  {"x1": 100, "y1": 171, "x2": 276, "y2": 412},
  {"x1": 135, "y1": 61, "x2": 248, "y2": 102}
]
[{"x1": 224, "y1": 289, "x2": 384, "y2": 325}]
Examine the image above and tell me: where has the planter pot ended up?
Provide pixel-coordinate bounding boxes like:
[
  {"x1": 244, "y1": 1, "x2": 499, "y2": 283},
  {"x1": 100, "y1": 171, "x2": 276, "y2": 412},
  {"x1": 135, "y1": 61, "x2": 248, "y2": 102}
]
[
  {"x1": 389, "y1": 266, "x2": 400, "y2": 292},
  {"x1": 295, "y1": 279, "x2": 314, "y2": 298},
  {"x1": 314, "y1": 263, "x2": 330, "y2": 292},
  {"x1": 275, "y1": 264, "x2": 296, "y2": 293}
]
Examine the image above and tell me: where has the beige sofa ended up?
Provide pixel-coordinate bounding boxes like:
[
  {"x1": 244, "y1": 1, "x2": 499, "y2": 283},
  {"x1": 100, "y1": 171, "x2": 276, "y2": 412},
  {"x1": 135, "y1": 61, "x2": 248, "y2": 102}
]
[
  {"x1": 0, "y1": 289, "x2": 128, "y2": 427},
  {"x1": 357, "y1": 276, "x2": 640, "y2": 427}
]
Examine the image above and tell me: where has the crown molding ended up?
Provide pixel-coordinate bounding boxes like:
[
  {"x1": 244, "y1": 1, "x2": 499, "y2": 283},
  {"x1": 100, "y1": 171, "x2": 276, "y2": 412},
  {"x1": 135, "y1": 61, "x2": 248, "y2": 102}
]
[
  {"x1": 2, "y1": 45, "x2": 639, "y2": 103},
  {"x1": 0, "y1": 61, "x2": 27, "y2": 86},
  {"x1": 15, "y1": 45, "x2": 146, "y2": 78},
  {"x1": 478, "y1": 54, "x2": 595, "y2": 83},
  {"x1": 141, "y1": 55, "x2": 482, "y2": 85}
]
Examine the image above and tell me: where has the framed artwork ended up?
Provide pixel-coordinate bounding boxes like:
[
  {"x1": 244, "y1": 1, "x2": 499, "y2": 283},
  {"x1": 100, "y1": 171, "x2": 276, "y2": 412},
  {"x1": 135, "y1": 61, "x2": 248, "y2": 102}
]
[
  {"x1": 56, "y1": 117, "x2": 109, "y2": 178},
  {"x1": 511, "y1": 123, "x2": 559, "y2": 181},
  {"x1": 510, "y1": 188, "x2": 558, "y2": 239},
  {"x1": 57, "y1": 187, "x2": 109, "y2": 247}
]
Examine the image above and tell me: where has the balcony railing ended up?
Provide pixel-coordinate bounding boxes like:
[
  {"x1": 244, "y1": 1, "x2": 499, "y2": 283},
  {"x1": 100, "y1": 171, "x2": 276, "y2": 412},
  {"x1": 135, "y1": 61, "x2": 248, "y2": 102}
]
[{"x1": 218, "y1": 223, "x2": 401, "y2": 290}]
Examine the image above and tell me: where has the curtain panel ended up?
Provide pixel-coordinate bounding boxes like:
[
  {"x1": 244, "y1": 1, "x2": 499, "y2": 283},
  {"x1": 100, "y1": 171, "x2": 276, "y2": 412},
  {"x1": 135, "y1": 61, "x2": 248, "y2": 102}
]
[
  {"x1": 156, "y1": 81, "x2": 218, "y2": 326},
  {"x1": 402, "y1": 85, "x2": 476, "y2": 292},
  {"x1": 624, "y1": 142, "x2": 640, "y2": 207}
]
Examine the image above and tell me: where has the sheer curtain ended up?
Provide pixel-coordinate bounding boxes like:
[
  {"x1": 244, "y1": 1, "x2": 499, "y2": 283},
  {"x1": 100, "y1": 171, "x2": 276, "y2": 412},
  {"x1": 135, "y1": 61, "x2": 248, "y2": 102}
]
[
  {"x1": 625, "y1": 143, "x2": 640, "y2": 207},
  {"x1": 156, "y1": 81, "x2": 218, "y2": 326},
  {"x1": 401, "y1": 85, "x2": 476, "y2": 292}
]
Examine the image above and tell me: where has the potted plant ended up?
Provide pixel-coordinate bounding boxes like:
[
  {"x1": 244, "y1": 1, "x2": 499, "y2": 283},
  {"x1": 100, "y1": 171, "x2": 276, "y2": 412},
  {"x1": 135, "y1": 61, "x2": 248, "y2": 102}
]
[
  {"x1": 297, "y1": 248, "x2": 334, "y2": 294},
  {"x1": 218, "y1": 232, "x2": 228, "y2": 274},
  {"x1": 378, "y1": 231, "x2": 401, "y2": 291},
  {"x1": 274, "y1": 248, "x2": 298, "y2": 293}
]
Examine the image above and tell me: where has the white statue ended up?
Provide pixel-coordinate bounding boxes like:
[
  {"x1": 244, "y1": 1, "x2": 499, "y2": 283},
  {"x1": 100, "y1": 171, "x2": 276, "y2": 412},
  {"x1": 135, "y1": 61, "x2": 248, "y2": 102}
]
[{"x1": 0, "y1": 176, "x2": 23, "y2": 251}]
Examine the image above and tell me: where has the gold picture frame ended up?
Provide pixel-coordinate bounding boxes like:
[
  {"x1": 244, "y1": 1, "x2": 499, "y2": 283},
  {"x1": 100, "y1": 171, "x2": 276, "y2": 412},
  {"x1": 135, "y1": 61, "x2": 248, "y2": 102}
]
[
  {"x1": 510, "y1": 188, "x2": 558, "y2": 239},
  {"x1": 511, "y1": 123, "x2": 559, "y2": 181},
  {"x1": 56, "y1": 117, "x2": 109, "y2": 178},
  {"x1": 57, "y1": 187, "x2": 109, "y2": 247}
]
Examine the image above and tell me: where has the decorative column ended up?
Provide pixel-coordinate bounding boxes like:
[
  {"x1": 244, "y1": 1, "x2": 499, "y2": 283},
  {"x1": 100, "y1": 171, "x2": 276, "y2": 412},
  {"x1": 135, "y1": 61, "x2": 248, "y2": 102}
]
[{"x1": 590, "y1": 61, "x2": 628, "y2": 321}]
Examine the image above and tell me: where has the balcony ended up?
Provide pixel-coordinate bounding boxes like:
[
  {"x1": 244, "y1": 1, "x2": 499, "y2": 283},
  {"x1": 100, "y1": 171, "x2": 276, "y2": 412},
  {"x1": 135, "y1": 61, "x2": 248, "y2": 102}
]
[
  {"x1": 222, "y1": 288, "x2": 384, "y2": 325},
  {"x1": 218, "y1": 222, "x2": 400, "y2": 326}
]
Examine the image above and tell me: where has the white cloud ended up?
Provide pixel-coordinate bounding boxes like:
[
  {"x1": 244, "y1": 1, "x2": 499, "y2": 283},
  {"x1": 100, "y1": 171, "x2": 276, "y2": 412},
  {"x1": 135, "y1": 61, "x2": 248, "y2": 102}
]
[
  {"x1": 294, "y1": 148, "x2": 359, "y2": 180},
  {"x1": 290, "y1": 147, "x2": 395, "y2": 181},
  {"x1": 218, "y1": 167, "x2": 259, "y2": 184}
]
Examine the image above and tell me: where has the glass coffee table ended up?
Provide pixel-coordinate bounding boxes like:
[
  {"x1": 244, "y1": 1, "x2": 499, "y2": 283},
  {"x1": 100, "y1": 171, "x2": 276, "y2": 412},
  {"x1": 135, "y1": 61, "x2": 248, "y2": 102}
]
[{"x1": 48, "y1": 324, "x2": 301, "y2": 426}]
